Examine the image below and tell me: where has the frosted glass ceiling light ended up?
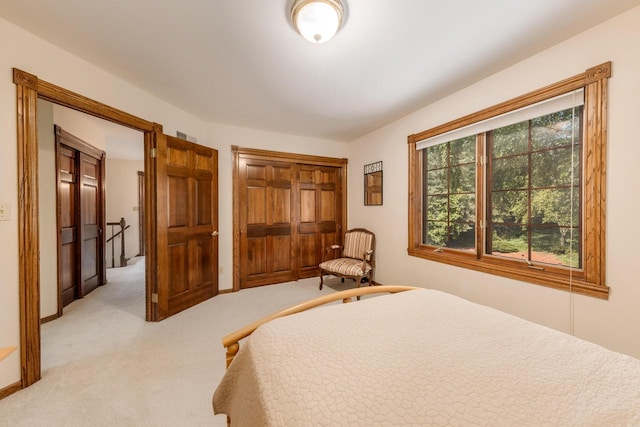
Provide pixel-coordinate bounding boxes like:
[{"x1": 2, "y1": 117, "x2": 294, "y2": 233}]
[{"x1": 291, "y1": 0, "x2": 345, "y2": 44}]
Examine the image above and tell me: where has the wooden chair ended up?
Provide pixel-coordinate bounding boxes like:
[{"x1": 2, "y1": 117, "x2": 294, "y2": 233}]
[{"x1": 319, "y1": 228, "x2": 375, "y2": 294}]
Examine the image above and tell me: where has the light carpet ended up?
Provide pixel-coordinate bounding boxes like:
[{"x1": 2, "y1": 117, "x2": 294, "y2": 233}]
[{"x1": 0, "y1": 258, "x2": 344, "y2": 426}]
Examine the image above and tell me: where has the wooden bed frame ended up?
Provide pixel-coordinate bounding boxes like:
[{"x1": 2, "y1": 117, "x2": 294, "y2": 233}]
[{"x1": 221, "y1": 285, "x2": 421, "y2": 367}]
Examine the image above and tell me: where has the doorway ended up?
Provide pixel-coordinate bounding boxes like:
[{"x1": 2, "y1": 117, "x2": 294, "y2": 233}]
[{"x1": 13, "y1": 68, "x2": 219, "y2": 389}]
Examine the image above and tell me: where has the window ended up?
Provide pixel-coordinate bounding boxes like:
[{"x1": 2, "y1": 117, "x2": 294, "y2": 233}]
[{"x1": 408, "y1": 63, "x2": 610, "y2": 298}]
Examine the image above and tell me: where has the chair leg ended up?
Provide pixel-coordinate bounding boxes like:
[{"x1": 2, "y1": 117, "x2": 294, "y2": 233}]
[{"x1": 319, "y1": 272, "x2": 324, "y2": 290}]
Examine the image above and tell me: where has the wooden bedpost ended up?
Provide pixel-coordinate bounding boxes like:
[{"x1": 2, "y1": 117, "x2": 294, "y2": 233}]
[{"x1": 225, "y1": 343, "x2": 239, "y2": 368}]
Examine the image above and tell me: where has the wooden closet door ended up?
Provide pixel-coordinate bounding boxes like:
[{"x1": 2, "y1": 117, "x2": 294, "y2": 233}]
[
  {"x1": 238, "y1": 158, "x2": 295, "y2": 288},
  {"x1": 79, "y1": 153, "x2": 103, "y2": 297},
  {"x1": 296, "y1": 165, "x2": 342, "y2": 278}
]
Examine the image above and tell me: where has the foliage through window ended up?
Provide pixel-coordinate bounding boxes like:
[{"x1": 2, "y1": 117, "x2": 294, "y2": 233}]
[
  {"x1": 409, "y1": 63, "x2": 610, "y2": 298},
  {"x1": 487, "y1": 107, "x2": 582, "y2": 268},
  {"x1": 423, "y1": 136, "x2": 476, "y2": 251}
]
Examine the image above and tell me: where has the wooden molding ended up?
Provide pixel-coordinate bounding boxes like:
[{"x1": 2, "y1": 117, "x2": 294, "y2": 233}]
[
  {"x1": 0, "y1": 380, "x2": 22, "y2": 400},
  {"x1": 40, "y1": 314, "x2": 59, "y2": 324},
  {"x1": 232, "y1": 145, "x2": 348, "y2": 167},
  {"x1": 13, "y1": 69, "x2": 37, "y2": 90},
  {"x1": 585, "y1": 61, "x2": 612, "y2": 84},
  {"x1": 16, "y1": 79, "x2": 41, "y2": 387},
  {"x1": 55, "y1": 125, "x2": 106, "y2": 159}
]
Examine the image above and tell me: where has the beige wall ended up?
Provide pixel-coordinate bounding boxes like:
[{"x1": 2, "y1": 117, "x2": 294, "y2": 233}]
[
  {"x1": 37, "y1": 99, "x2": 58, "y2": 319},
  {"x1": 348, "y1": 6, "x2": 640, "y2": 358},
  {"x1": 0, "y1": 17, "x2": 347, "y2": 390},
  {"x1": 105, "y1": 158, "x2": 144, "y2": 267}
]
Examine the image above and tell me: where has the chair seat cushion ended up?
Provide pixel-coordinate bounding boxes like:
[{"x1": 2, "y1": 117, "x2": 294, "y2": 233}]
[{"x1": 319, "y1": 258, "x2": 372, "y2": 277}]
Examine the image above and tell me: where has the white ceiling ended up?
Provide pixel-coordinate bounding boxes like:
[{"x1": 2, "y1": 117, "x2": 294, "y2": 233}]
[{"x1": 2, "y1": 0, "x2": 639, "y2": 142}]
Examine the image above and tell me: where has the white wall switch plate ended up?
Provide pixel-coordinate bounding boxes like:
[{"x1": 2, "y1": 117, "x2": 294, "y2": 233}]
[{"x1": 0, "y1": 203, "x2": 10, "y2": 221}]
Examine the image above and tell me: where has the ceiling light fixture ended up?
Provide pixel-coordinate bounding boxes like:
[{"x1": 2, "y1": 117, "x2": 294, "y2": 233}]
[{"x1": 290, "y1": 0, "x2": 345, "y2": 44}]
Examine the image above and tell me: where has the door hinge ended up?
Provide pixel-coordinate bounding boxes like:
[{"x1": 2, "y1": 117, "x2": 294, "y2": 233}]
[
  {"x1": 150, "y1": 148, "x2": 157, "y2": 158},
  {"x1": 151, "y1": 293, "x2": 158, "y2": 303}
]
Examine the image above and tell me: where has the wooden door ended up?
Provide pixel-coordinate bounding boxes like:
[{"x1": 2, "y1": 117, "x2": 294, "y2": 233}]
[
  {"x1": 57, "y1": 145, "x2": 79, "y2": 307},
  {"x1": 296, "y1": 165, "x2": 343, "y2": 278},
  {"x1": 155, "y1": 134, "x2": 218, "y2": 319},
  {"x1": 79, "y1": 153, "x2": 103, "y2": 296},
  {"x1": 238, "y1": 158, "x2": 295, "y2": 289},
  {"x1": 56, "y1": 126, "x2": 106, "y2": 309}
]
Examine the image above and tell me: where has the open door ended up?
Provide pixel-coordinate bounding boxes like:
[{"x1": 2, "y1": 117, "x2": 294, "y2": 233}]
[{"x1": 154, "y1": 133, "x2": 219, "y2": 320}]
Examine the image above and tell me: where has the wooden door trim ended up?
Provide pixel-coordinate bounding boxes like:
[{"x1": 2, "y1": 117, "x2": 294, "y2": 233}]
[
  {"x1": 13, "y1": 67, "x2": 159, "y2": 392},
  {"x1": 137, "y1": 171, "x2": 145, "y2": 256},
  {"x1": 232, "y1": 146, "x2": 348, "y2": 292},
  {"x1": 232, "y1": 146, "x2": 348, "y2": 167},
  {"x1": 55, "y1": 125, "x2": 106, "y2": 159}
]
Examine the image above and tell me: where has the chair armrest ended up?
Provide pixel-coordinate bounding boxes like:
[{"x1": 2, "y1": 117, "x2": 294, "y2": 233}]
[{"x1": 324, "y1": 244, "x2": 343, "y2": 259}]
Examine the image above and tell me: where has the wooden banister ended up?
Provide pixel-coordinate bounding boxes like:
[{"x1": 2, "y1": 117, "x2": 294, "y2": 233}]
[{"x1": 106, "y1": 217, "x2": 129, "y2": 267}]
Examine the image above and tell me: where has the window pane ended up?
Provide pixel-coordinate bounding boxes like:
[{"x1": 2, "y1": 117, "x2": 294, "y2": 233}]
[
  {"x1": 492, "y1": 121, "x2": 528, "y2": 157},
  {"x1": 426, "y1": 195, "x2": 447, "y2": 221},
  {"x1": 531, "y1": 147, "x2": 575, "y2": 188},
  {"x1": 426, "y1": 169, "x2": 447, "y2": 195},
  {"x1": 447, "y1": 224, "x2": 476, "y2": 251},
  {"x1": 531, "y1": 226, "x2": 580, "y2": 268},
  {"x1": 450, "y1": 164, "x2": 475, "y2": 193},
  {"x1": 489, "y1": 226, "x2": 527, "y2": 257},
  {"x1": 492, "y1": 155, "x2": 528, "y2": 191},
  {"x1": 422, "y1": 137, "x2": 476, "y2": 253},
  {"x1": 425, "y1": 221, "x2": 448, "y2": 247},
  {"x1": 531, "y1": 188, "x2": 579, "y2": 227},
  {"x1": 491, "y1": 190, "x2": 527, "y2": 224},
  {"x1": 451, "y1": 194, "x2": 475, "y2": 223},
  {"x1": 426, "y1": 143, "x2": 447, "y2": 170},
  {"x1": 449, "y1": 136, "x2": 475, "y2": 165},
  {"x1": 531, "y1": 108, "x2": 581, "y2": 150}
]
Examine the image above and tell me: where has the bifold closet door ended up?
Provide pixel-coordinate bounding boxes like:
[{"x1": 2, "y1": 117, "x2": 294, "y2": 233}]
[
  {"x1": 296, "y1": 165, "x2": 342, "y2": 279},
  {"x1": 238, "y1": 159, "x2": 296, "y2": 289}
]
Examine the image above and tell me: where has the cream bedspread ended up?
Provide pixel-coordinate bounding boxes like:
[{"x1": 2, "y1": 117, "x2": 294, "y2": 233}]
[{"x1": 213, "y1": 289, "x2": 640, "y2": 426}]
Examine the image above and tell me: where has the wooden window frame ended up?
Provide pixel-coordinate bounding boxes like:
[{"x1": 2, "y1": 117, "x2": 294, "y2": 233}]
[{"x1": 408, "y1": 62, "x2": 610, "y2": 299}]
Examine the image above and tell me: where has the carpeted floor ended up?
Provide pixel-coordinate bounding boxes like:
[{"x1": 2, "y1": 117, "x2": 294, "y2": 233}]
[{"x1": 0, "y1": 258, "x2": 344, "y2": 426}]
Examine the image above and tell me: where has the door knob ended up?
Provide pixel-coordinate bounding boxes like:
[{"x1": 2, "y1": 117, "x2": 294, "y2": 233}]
[{"x1": 212, "y1": 231, "x2": 219, "y2": 236}]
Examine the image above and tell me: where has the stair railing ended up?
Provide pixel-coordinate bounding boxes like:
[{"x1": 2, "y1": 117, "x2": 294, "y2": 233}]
[{"x1": 106, "y1": 217, "x2": 130, "y2": 268}]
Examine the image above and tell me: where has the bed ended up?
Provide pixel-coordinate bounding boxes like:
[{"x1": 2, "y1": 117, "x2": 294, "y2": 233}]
[{"x1": 213, "y1": 286, "x2": 640, "y2": 426}]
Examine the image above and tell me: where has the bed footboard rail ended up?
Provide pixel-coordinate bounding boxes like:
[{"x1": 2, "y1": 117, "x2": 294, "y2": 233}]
[{"x1": 221, "y1": 285, "x2": 421, "y2": 367}]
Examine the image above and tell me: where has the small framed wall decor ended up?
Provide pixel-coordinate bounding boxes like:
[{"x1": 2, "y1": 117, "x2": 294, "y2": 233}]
[{"x1": 364, "y1": 161, "x2": 383, "y2": 206}]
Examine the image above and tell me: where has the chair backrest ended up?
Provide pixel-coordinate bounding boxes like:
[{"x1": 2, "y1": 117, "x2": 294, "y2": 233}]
[{"x1": 342, "y1": 229, "x2": 375, "y2": 261}]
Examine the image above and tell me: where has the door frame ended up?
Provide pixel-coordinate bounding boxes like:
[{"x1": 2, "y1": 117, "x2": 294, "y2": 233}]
[
  {"x1": 231, "y1": 145, "x2": 348, "y2": 292},
  {"x1": 13, "y1": 68, "x2": 162, "y2": 388}
]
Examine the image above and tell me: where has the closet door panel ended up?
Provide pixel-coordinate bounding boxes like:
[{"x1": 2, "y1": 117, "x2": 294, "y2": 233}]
[{"x1": 239, "y1": 159, "x2": 295, "y2": 288}]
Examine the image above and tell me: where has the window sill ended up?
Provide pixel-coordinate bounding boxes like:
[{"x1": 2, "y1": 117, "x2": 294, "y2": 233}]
[{"x1": 407, "y1": 247, "x2": 609, "y2": 299}]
